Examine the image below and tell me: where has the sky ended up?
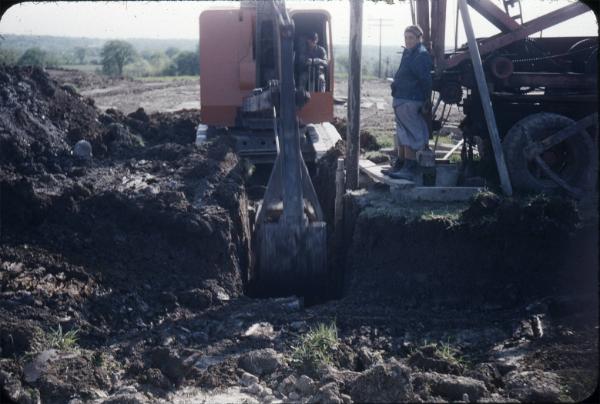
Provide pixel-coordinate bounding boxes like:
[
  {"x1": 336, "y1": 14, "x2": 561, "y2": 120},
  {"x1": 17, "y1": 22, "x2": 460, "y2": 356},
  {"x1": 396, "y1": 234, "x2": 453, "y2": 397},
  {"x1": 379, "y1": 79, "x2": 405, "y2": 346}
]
[{"x1": 0, "y1": 0, "x2": 597, "y2": 47}]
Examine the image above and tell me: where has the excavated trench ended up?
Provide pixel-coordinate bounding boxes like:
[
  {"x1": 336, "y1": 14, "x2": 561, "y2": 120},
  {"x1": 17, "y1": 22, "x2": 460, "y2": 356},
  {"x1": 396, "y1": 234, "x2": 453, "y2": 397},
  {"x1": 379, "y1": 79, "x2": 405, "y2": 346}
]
[{"x1": 1, "y1": 66, "x2": 598, "y2": 402}]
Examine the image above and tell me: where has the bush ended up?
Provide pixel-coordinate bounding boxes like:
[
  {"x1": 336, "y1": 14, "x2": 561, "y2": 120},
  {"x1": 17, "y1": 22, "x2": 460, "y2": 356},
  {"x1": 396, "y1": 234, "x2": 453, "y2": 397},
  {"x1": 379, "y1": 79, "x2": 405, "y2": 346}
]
[{"x1": 17, "y1": 47, "x2": 47, "y2": 68}]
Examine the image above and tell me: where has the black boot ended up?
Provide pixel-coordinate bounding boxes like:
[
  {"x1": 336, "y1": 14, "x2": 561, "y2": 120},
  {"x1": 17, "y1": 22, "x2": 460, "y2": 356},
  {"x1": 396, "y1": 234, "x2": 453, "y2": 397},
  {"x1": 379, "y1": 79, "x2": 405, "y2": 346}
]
[
  {"x1": 389, "y1": 159, "x2": 419, "y2": 181},
  {"x1": 382, "y1": 158, "x2": 404, "y2": 176}
]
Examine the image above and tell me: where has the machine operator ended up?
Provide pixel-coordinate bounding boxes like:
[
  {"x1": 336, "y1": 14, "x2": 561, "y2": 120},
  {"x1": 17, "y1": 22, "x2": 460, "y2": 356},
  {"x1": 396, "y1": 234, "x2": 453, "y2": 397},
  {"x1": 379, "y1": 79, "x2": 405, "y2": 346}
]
[{"x1": 298, "y1": 32, "x2": 328, "y2": 92}]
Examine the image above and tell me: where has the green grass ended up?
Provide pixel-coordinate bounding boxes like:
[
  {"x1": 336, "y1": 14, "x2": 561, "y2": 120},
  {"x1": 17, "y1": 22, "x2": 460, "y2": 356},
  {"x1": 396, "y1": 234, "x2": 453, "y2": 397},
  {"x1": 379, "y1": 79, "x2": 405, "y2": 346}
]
[
  {"x1": 138, "y1": 75, "x2": 199, "y2": 81},
  {"x1": 291, "y1": 322, "x2": 339, "y2": 374},
  {"x1": 45, "y1": 324, "x2": 79, "y2": 351},
  {"x1": 436, "y1": 340, "x2": 465, "y2": 366},
  {"x1": 369, "y1": 129, "x2": 394, "y2": 149}
]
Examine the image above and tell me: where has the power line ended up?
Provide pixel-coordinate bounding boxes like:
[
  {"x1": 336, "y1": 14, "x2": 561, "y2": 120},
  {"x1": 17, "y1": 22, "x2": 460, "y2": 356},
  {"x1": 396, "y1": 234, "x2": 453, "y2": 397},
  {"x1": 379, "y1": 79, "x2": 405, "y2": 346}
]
[{"x1": 367, "y1": 18, "x2": 393, "y2": 78}]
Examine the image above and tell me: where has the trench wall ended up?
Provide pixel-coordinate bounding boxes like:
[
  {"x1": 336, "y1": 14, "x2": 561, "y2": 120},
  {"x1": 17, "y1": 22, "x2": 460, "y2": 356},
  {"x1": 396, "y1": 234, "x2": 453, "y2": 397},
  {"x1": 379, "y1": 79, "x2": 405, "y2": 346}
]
[{"x1": 342, "y1": 191, "x2": 598, "y2": 308}]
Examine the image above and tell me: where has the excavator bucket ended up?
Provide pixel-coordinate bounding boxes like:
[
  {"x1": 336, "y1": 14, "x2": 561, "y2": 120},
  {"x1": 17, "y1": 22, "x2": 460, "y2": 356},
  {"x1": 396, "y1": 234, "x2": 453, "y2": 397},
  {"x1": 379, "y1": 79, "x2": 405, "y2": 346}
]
[{"x1": 255, "y1": 221, "x2": 327, "y2": 297}]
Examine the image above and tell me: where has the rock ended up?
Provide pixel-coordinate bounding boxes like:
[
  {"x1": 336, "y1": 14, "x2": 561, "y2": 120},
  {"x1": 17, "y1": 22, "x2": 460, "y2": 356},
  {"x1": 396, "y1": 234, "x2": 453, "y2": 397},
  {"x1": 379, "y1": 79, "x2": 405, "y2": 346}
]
[
  {"x1": 101, "y1": 391, "x2": 149, "y2": 404},
  {"x1": 295, "y1": 374, "x2": 316, "y2": 395},
  {"x1": 414, "y1": 372, "x2": 489, "y2": 401},
  {"x1": 0, "y1": 370, "x2": 24, "y2": 402},
  {"x1": 240, "y1": 371, "x2": 259, "y2": 387},
  {"x1": 408, "y1": 348, "x2": 463, "y2": 375},
  {"x1": 357, "y1": 346, "x2": 381, "y2": 369},
  {"x1": 73, "y1": 139, "x2": 92, "y2": 160},
  {"x1": 513, "y1": 319, "x2": 535, "y2": 339},
  {"x1": 464, "y1": 363, "x2": 502, "y2": 390},
  {"x1": 141, "y1": 368, "x2": 171, "y2": 389},
  {"x1": 23, "y1": 349, "x2": 58, "y2": 383},
  {"x1": 202, "y1": 279, "x2": 230, "y2": 302},
  {"x1": 242, "y1": 322, "x2": 278, "y2": 341},
  {"x1": 504, "y1": 370, "x2": 562, "y2": 402},
  {"x1": 347, "y1": 359, "x2": 414, "y2": 403},
  {"x1": 309, "y1": 382, "x2": 342, "y2": 404},
  {"x1": 150, "y1": 348, "x2": 190, "y2": 385},
  {"x1": 288, "y1": 391, "x2": 300, "y2": 401},
  {"x1": 317, "y1": 364, "x2": 360, "y2": 388},
  {"x1": 178, "y1": 288, "x2": 212, "y2": 310},
  {"x1": 238, "y1": 348, "x2": 283, "y2": 376},
  {"x1": 242, "y1": 382, "x2": 264, "y2": 396},
  {"x1": 277, "y1": 374, "x2": 297, "y2": 395}
]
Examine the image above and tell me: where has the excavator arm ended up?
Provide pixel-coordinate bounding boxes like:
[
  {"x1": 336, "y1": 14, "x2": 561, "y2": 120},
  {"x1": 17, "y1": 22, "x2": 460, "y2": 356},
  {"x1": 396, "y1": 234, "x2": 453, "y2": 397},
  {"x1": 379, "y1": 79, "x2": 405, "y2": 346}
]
[{"x1": 245, "y1": 0, "x2": 328, "y2": 297}]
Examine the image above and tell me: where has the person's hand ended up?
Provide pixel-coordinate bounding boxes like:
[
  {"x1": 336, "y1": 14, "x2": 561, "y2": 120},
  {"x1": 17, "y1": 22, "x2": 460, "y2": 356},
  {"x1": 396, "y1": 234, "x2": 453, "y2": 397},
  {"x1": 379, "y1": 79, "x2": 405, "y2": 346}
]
[
  {"x1": 421, "y1": 100, "x2": 431, "y2": 115},
  {"x1": 306, "y1": 58, "x2": 313, "y2": 65}
]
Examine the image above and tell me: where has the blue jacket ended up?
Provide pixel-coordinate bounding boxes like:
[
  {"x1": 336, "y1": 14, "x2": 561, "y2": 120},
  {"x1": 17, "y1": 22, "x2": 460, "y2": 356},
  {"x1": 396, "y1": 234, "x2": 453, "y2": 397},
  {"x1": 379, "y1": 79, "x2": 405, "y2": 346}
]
[{"x1": 391, "y1": 44, "x2": 432, "y2": 102}]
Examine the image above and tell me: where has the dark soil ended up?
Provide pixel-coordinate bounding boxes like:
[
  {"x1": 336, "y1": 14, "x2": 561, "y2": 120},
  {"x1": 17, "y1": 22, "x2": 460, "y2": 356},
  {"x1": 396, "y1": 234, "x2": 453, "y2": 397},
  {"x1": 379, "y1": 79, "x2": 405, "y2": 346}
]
[{"x1": 1, "y1": 66, "x2": 597, "y2": 403}]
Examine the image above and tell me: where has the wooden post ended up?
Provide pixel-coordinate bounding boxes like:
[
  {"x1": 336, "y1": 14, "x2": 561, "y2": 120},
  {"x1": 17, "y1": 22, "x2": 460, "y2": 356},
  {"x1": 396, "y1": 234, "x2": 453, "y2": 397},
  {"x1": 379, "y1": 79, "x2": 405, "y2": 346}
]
[
  {"x1": 430, "y1": 0, "x2": 447, "y2": 74},
  {"x1": 346, "y1": 0, "x2": 363, "y2": 190},
  {"x1": 458, "y1": 0, "x2": 513, "y2": 196},
  {"x1": 416, "y1": 0, "x2": 430, "y2": 50}
]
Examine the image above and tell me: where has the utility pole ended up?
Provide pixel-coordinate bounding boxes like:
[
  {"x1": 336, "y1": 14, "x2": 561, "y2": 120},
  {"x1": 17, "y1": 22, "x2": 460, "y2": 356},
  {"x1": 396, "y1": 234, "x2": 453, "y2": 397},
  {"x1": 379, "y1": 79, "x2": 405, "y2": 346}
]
[{"x1": 367, "y1": 18, "x2": 393, "y2": 78}]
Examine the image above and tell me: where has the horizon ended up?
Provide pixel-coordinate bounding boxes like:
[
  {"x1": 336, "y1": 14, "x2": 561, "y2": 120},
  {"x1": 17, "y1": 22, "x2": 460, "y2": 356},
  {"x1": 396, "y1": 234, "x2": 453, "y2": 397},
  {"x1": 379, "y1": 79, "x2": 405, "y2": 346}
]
[{"x1": 0, "y1": 0, "x2": 597, "y2": 48}]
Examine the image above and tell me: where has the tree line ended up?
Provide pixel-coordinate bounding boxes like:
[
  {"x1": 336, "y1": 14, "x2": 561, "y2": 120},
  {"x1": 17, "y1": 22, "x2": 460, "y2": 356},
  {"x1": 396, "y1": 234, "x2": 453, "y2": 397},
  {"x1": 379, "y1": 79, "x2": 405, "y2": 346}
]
[{"x1": 0, "y1": 39, "x2": 200, "y2": 77}]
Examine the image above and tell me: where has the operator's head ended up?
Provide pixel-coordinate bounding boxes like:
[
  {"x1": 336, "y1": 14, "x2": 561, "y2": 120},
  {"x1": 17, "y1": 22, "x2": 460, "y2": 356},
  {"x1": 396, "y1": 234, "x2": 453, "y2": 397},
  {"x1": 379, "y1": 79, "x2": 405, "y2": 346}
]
[
  {"x1": 404, "y1": 25, "x2": 423, "y2": 49},
  {"x1": 307, "y1": 32, "x2": 319, "y2": 49}
]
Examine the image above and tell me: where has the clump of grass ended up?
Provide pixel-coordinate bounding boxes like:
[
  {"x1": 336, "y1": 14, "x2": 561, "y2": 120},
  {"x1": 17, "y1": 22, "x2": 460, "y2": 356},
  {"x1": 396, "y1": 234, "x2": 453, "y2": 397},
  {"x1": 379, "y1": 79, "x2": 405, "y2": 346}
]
[
  {"x1": 45, "y1": 324, "x2": 79, "y2": 351},
  {"x1": 436, "y1": 339, "x2": 465, "y2": 366},
  {"x1": 291, "y1": 322, "x2": 339, "y2": 374}
]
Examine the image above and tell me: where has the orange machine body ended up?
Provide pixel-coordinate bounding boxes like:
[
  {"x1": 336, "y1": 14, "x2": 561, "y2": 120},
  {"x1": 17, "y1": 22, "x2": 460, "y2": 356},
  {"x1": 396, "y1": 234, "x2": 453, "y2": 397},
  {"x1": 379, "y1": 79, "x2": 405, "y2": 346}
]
[{"x1": 199, "y1": 6, "x2": 334, "y2": 127}]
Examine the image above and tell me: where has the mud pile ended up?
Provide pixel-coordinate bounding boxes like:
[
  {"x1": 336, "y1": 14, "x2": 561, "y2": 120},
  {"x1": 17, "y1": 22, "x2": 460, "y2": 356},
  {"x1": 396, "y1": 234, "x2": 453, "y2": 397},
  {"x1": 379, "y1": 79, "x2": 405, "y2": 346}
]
[{"x1": 1, "y1": 67, "x2": 251, "y2": 402}]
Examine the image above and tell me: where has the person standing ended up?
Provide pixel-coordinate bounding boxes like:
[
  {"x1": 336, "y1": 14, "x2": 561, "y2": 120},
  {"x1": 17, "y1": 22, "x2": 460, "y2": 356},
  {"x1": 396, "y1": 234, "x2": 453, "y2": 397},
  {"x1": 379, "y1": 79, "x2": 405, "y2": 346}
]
[{"x1": 386, "y1": 25, "x2": 432, "y2": 180}]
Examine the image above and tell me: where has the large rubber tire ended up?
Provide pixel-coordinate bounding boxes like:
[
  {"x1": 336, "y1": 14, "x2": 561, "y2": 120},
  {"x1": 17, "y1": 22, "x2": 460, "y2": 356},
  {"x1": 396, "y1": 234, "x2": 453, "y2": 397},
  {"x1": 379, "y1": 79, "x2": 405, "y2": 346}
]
[{"x1": 502, "y1": 113, "x2": 596, "y2": 194}]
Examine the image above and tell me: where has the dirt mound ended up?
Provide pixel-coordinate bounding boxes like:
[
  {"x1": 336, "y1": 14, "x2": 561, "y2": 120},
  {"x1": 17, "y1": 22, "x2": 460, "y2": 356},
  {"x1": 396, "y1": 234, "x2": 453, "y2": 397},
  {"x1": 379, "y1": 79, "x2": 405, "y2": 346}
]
[
  {"x1": 0, "y1": 67, "x2": 251, "y2": 402},
  {"x1": 0, "y1": 65, "x2": 106, "y2": 174},
  {"x1": 331, "y1": 116, "x2": 380, "y2": 151}
]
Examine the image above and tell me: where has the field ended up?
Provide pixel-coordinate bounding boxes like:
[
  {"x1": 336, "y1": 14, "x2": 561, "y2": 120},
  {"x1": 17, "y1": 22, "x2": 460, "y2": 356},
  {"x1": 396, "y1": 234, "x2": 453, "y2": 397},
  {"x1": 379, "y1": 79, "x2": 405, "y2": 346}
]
[{"x1": 0, "y1": 66, "x2": 597, "y2": 403}]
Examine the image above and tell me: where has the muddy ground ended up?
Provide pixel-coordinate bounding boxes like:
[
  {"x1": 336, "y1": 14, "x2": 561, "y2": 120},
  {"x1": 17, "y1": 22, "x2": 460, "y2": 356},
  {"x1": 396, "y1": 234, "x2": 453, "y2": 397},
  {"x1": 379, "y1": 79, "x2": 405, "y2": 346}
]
[{"x1": 1, "y1": 66, "x2": 598, "y2": 403}]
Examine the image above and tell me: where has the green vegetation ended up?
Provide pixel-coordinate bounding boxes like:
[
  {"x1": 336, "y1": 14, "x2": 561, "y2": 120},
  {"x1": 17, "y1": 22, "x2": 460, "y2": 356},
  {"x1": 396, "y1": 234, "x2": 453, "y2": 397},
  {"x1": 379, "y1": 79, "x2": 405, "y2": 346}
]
[
  {"x1": 101, "y1": 40, "x2": 137, "y2": 76},
  {"x1": 370, "y1": 129, "x2": 394, "y2": 149},
  {"x1": 44, "y1": 324, "x2": 79, "y2": 351},
  {"x1": 292, "y1": 322, "x2": 339, "y2": 374},
  {"x1": 436, "y1": 340, "x2": 465, "y2": 366}
]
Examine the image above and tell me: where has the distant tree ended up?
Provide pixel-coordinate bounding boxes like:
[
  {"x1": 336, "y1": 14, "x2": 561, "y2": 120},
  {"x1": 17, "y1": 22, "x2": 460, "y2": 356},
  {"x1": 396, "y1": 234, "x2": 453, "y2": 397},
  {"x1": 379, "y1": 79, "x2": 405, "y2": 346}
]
[
  {"x1": 147, "y1": 52, "x2": 171, "y2": 73},
  {"x1": 74, "y1": 47, "x2": 87, "y2": 64},
  {"x1": 17, "y1": 47, "x2": 47, "y2": 67},
  {"x1": 0, "y1": 47, "x2": 20, "y2": 65},
  {"x1": 165, "y1": 47, "x2": 180, "y2": 59},
  {"x1": 174, "y1": 51, "x2": 199, "y2": 76},
  {"x1": 101, "y1": 40, "x2": 137, "y2": 76}
]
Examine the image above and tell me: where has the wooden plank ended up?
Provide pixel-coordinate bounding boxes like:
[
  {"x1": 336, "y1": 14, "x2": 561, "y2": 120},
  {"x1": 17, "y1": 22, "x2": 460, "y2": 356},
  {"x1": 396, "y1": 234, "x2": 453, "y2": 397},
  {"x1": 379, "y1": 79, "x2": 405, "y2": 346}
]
[
  {"x1": 359, "y1": 159, "x2": 416, "y2": 189},
  {"x1": 458, "y1": 0, "x2": 513, "y2": 196}
]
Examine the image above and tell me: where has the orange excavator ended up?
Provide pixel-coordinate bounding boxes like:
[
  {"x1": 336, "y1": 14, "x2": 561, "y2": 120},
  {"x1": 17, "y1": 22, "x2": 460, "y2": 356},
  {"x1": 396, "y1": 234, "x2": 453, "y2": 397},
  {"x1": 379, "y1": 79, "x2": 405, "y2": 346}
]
[{"x1": 198, "y1": 0, "x2": 341, "y2": 297}]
